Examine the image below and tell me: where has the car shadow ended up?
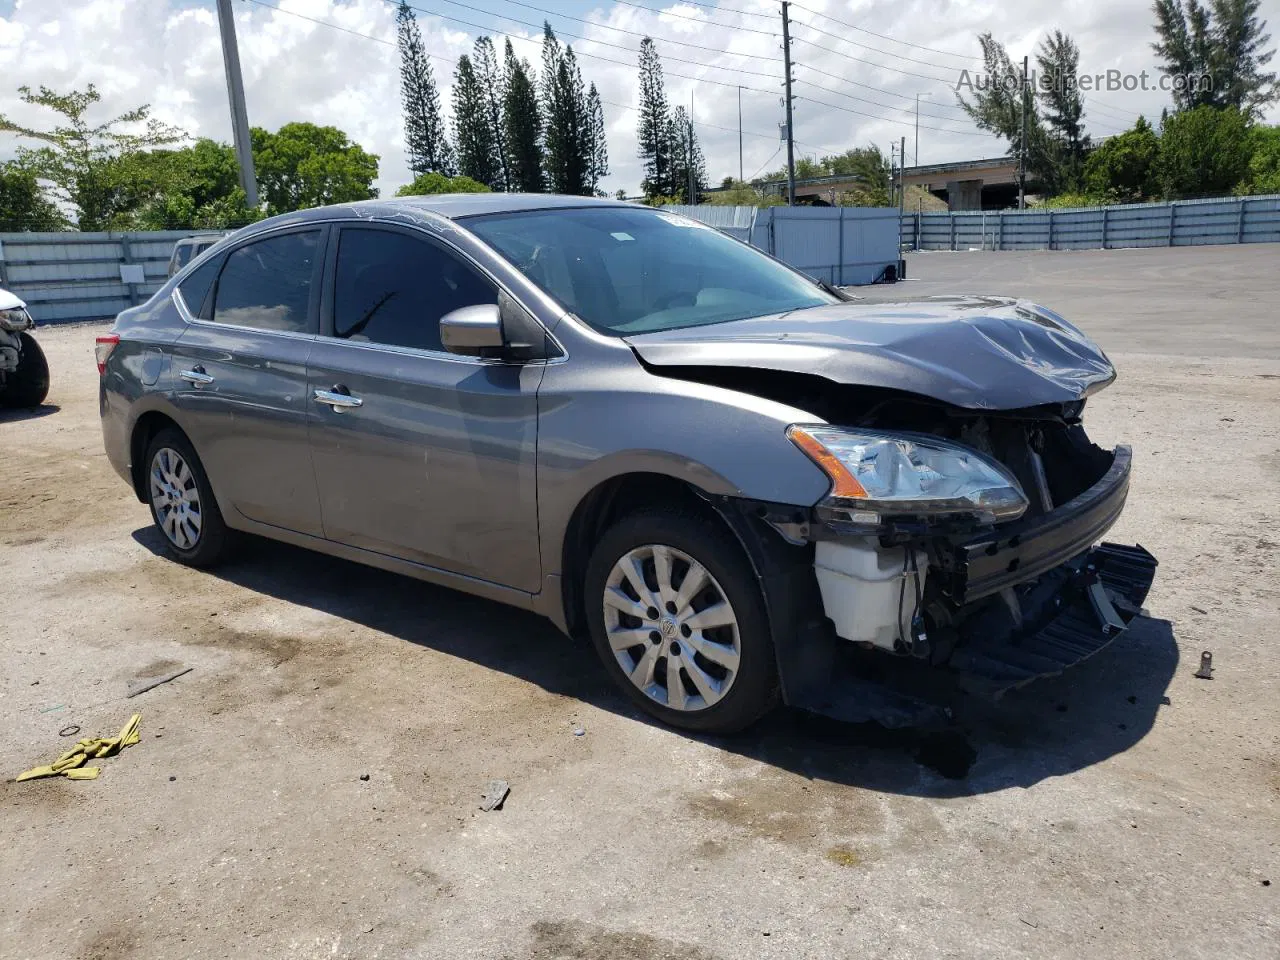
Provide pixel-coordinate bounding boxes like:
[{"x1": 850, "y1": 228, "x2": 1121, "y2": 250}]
[
  {"x1": 0, "y1": 402, "x2": 60, "y2": 423},
  {"x1": 132, "y1": 526, "x2": 1179, "y2": 798}
]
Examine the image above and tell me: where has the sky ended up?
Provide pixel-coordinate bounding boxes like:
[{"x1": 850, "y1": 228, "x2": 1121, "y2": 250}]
[{"x1": 2, "y1": 0, "x2": 1278, "y2": 200}]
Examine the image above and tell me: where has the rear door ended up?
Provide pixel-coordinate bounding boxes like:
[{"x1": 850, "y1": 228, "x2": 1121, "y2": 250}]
[
  {"x1": 170, "y1": 226, "x2": 326, "y2": 537},
  {"x1": 305, "y1": 222, "x2": 543, "y2": 591}
]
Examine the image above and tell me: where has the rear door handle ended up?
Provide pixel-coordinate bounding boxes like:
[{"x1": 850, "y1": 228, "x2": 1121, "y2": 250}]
[
  {"x1": 180, "y1": 367, "x2": 214, "y2": 387},
  {"x1": 314, "y1": 387, "x2": 363, "y2": 412}
]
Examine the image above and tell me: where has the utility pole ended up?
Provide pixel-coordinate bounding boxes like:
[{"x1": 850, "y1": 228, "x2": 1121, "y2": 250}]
[
  {"x1": 780, "y1": 1, "x2": 796, "y2": 206},
  {"x1": 737, "y1": 86, "x2": 744, "y2": 185},
  {"x1": 688, "y1": 92, "x2": 696, "y2": 205},
  {"x1": 1018, "y1": 54, "x2": 1028, "y2": 210},
  {"x1": 899, "y1": 135, "x2": 907, "y2": 218},
  {"x1": 216, "y1": 0, "x2": 258, "y2": 209},
  {"x1": 914, "y1": 93, "x2": 930, "y2": 166}
]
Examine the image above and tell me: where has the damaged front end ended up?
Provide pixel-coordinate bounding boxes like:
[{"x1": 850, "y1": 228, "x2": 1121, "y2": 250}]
[{"x1": 791, "y1": 400, "x2": 1157, "y2": 699}]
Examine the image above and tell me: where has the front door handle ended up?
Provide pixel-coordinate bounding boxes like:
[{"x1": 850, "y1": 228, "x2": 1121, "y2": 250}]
[
  {"x1": 314, "y1": 386, "x2": 363, "y2": 412},
  {"x1": 180, "y1": 367, "x2": 214, "y2": 387}
]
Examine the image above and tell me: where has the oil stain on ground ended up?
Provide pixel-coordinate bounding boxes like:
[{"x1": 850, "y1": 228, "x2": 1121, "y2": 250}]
[{"x1": 525, "y1": 920, "x2": 720, "y2": 960}]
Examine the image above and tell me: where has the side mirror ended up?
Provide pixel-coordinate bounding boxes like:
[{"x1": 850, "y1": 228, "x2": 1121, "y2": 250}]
[{"x1": 439, "y1": 303, "x2": 504, "y2": 356}]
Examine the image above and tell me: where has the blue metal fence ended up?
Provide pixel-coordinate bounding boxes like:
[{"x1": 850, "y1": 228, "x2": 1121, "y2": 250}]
[
  {"x1": 670, "y1": 204, "x2": 903, "y2": 284},
  {"x1": 901, "y1": 194, "x2": 1280, "y2": 251}
]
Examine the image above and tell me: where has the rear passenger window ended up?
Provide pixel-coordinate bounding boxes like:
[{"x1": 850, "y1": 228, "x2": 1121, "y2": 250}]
[
  {"x1": 212, "y1": 230, "x2": 320, "y2": 333},
  {"x1": 332, "y1": 227, "x2": 496, "y2": 352},
  {"x1": 176, "y1": 255, "x2": 222, "y2": 319}
]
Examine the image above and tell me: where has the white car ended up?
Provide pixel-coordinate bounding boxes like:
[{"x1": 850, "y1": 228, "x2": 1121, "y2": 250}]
[{"x1": 0, "y1": 287, "x2": 49, "y2": 408}]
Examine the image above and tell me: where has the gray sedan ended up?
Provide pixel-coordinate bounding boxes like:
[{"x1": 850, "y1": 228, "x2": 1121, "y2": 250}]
[{"x1": 98, "y1": 194, "x2": 1155, "y2": 733}]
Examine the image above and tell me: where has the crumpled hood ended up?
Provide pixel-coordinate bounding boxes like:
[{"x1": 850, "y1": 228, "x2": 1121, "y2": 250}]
[{"x1": 625, "y1": 295, "x2": 1116, "y2": 410}]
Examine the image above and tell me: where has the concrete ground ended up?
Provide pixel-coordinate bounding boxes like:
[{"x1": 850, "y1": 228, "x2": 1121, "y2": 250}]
[{"x1": 3, "y1": 247, "x2": 1278, "y2": 960}]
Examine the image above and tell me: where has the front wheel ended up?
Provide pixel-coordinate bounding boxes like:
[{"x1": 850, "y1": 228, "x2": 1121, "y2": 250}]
[
  {"x1": 0, "y1": 332, "x2": 50, "y2": 408},
  {"x1": 584, "y1": 508, "x2": 780, "y2": 734},
  {"x1": 144, "y1": 428, "x2": 231, "y2": 568}
]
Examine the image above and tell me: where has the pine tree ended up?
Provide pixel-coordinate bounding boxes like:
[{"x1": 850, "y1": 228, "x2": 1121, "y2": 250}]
[
  {"x1": 586, "y1": 83, "x2": 609, "y2": 195},
  {"x1": 472, "y1": 37, "x2": 510, "y2": 191},
  {"x1": 396, "y1": 0, "x2": 453, "y2": 175},
  {"x1": 453, "y1": 55, "x2": 500, "y2": 188},
  {"x1": 1036, "y1": 30, "x2": 1090, "y2": 191},
  {"x1": 502, "y1": 39, "x2": 544, "y2": 192},
  {"x1": 668, "y1": 106, "x2": 706, "y2": 203},
  {"x1": 540, "y1": 25, "x2": 592, "y2": 195},
  {"x1": 636, "y1": 38, "x2": 673, "y2": 199},
  {"x1": 1152, "y1": 0, "x2": 1277, "y2": 119}
]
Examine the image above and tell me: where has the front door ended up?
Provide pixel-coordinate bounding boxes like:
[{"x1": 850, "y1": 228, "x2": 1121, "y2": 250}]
[
  {"x1": 170, "y1": 227, "x2": 325, "y2": 537},
  {"x1": 306, "y1": 223, "x2": 543, "y2": 592}
]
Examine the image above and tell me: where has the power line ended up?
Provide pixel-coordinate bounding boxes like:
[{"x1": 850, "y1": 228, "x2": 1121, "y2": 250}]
[
  {"x1": 611, "y1": 0, "x2": 778, "y2": 23},
  {"x1": 789, "y1": 2, "x2": 978, "y2": 64},
  {"x1": 795, "y1": 93, "x2": 996, "y2": 138},
  {"x1": 240, "y1": 0, "x2": 784, "y2": 143},
  {"x1": 603, "y1": 0, "x2": 780, "y2": 36},
  {"x1": 401, "y1": 0, "x2": 781, "y2": 62},
  {"x1": 793, "y1": 76, "x2": 979, "y2": 124},
  {"x1": 789, "y1": 28, "x2": 961, "y2": 85},
  {"x1": 790, "y1": 14, "x2": 978, "y2": 75}
]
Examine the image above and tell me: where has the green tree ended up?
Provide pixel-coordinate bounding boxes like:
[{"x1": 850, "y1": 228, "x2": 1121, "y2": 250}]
[
  {"x1": 541, "y1": 30, "x2": 591, "y2": 195},
  {"x1": 1157, "y1": 104, "x2": 1251, "y2": 196},
  {"x1": 1152, "y1": 0, "x2": 1277, "y2": 119},
  {"x1": 502, "y1": 40, "x2": 544, "y2": 192},
  {"x1": 119, "y1": 139, "x2": 260, "y2": 230},
  {"x1": 0, "y1": 83, "x2": 184, "y2": 229},
  {"x1": 1036, "y1": 30, "x2": 1090, "y2": 190},
  {"x1": 1237, "y1": 123, "x2": 1280, "y2": 193},
  {"x1": 396, "y1": 171, "x2": 490, "y2": 195},
  {"x1": 637, "y1": 37, "x2": 673, "y2": 199},
  {"x1": 472, "y1": 37, "x2": 510, "y2": 191},
  {"x1": 668, "y1": 106, "x2": 706, "y2": 202},
  {"x1": 0, "y1": 161, "x2": 65, "y2": 231},
  {"x1": 957, "y1": 34, "x2": 1063, "y2": 193},
  {"x1": 453, "y1": 55, "x2": 501, "y2": 188},
  {"x1": 705, "y1": 179, "x2": 785, "y2": 207},
  {"x1": 397, "y1": 0, "x2": 453, "y2": 174},
  {"x1": 1083, "y1": 116, "x2": 1161, "y2": 201},
  {"x1": 250, "y1": 122, "x2": 379, "y2": 214},
  {"x1": 586, "y1": 83, "x2": 609, "y2": 195}
]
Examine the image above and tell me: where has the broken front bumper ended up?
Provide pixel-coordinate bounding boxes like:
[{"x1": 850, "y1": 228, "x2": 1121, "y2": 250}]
[{"x1": 947, "y1": 541, "x2": 1157, "y2": 697}]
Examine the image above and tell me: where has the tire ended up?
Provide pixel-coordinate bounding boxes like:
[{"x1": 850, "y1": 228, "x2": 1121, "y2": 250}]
[
  {"x1": 584, "y1": 507, "x2": 780, "y2": 734},
  {"x1": 0, "y1": 332, "x2": 50, "y2": 408},
  {"x1": 144, "y1": 427, "x2": 231, "y2": 568}
]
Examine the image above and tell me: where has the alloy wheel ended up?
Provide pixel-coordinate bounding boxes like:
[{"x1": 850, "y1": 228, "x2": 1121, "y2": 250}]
[
  {"x1": 602, "y1": 543, "x2": 741, "y2": 712},
  {"x1": 150, "y1": 447, "x2": 203, "y2": 550}
]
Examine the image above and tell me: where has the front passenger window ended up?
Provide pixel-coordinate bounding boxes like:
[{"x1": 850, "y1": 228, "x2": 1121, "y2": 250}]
[{"x1": 332, "y1": 227, "x2": 497, "y2": 352}]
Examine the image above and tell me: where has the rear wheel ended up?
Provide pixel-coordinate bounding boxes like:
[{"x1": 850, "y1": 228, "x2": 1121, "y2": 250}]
[
  {"x1": 0, "y1": 332, "x2": 50, "y2": 408},
  {"x1": 144, "y1": 428, "x2": 230, "y2": 568},
  {"x1": 584, "y1": 508, "x2": 779, "y2": 734}
]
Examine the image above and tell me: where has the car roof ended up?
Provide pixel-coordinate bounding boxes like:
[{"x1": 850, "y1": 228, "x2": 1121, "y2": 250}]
[{"x1": 229, "y1": 193, "x2": 640, "y2": 242}]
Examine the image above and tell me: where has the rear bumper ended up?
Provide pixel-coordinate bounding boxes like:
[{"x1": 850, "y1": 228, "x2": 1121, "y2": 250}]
[{"x1": 934, "y1": 445, "x2": 1132, "y2": 604}]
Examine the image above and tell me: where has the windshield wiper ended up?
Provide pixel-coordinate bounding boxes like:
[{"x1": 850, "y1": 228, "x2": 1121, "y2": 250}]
[{"x1": 815, "y1": 278, "x2": 857, "y2": 301}]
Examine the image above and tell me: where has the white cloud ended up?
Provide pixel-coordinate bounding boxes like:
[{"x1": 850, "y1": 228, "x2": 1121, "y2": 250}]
[{"x1": 2, "y1": 0, "x2": 1277, "y2": 200}]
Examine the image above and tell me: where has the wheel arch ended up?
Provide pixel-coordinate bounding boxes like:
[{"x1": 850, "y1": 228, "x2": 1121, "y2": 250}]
[{"x1": 129, "y1": 410, "x2": 187, "y2": 503}]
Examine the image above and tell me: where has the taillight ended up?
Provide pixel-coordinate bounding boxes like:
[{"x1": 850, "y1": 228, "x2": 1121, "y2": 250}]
[{"x1": 95, "y1": 334, "x2": 120, "y2": 375}]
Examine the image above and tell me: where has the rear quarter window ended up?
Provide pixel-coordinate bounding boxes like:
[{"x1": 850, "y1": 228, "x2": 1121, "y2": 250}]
[{"x1": 176, "y1": 256, "x2": 222, "y2": 320}]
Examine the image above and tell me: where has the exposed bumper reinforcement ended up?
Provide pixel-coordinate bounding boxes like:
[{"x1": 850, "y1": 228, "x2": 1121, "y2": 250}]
[
  {"x1": 948, "y1": 542, "x2": 1158, "y2": 699},
  {"x1": 934, "y1": 445, "x2": 1133, "y2": 604}
]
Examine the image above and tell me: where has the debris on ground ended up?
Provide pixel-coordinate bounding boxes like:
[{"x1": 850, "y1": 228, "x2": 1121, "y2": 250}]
[
  {"x1": 126, "y1": 666, "x2": 192, "y2": 698},
  {"x1": 480, "y1": 778, "x2": 510, "y2": 811},
  {"x1": 572, "y1": 725, "x2": 585, "y2": 737},
  {"x1": 359, "y1": 774, "x2": 370, "y2": 781},
  {"x1": 15, "y1": 714, "x2": 142, "y2": 782},
  {"x1": 1194, "y1": 651, "x2": 1214, "y2": 680},
  {"x1": 58, "y1": 725, "x2": 80, "y2": 738}
]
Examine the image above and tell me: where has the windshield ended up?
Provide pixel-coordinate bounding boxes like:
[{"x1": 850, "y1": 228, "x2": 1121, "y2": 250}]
[{"x1": 464, "y1": 206, "x2": 833, "y2": 335}]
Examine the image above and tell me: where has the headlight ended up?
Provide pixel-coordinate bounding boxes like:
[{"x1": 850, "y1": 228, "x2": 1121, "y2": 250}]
[
  {"x1": 0, "y1": 307, "x2": 32, "y2": 332},
  {"x1": 788, "y1": 425, "x2": 1028, "y2": 523}
]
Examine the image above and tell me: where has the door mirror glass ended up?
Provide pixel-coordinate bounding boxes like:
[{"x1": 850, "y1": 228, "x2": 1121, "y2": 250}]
[{"x1": 439, "y1": 303, "x2": 505, "y2": 356}]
